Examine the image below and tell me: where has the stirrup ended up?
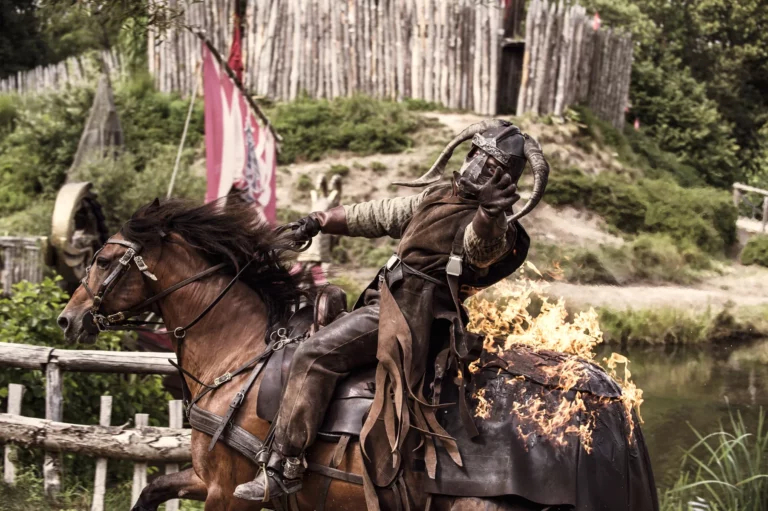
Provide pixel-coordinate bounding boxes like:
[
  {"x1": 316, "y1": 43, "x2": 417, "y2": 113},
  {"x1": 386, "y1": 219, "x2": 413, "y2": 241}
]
[{"x1": 233, "y1": 455, "x2": 304, "y2": 502}]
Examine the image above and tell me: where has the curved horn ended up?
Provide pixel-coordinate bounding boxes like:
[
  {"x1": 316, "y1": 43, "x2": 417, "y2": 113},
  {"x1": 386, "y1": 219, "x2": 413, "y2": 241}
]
[
  {"x1": 392, "y1": 119, "x2": 510, "y2": 187},
  {"x1": 506, "y1": 136, "x2": 550, "y2": 223}
]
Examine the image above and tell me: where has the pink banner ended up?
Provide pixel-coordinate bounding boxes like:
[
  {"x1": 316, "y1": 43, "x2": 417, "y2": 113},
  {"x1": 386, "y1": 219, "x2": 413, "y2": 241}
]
[{"x1": 203, "y1": 43, "x2": 276, "y2": 222}]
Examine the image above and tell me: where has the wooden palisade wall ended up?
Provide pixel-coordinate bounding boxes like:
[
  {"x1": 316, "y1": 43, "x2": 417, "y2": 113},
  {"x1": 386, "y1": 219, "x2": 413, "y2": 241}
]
[
  {"x1": 516, "y1": 0, "x2": 634, "y2": 128},
  {"x1": 149, "y1": 0, "x2": 504, "y2": 115},
  {"x1": 1, "y1": 0, "x2": 633, "y2": 126},
  {"x1": 0, "y1": 50, "x2": 121, "y2": 95}
]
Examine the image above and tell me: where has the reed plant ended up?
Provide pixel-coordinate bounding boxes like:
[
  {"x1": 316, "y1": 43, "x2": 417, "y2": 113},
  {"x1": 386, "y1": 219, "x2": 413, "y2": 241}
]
[{"x1": 661, "y1": 409, "x2": 768, "y2": 511}]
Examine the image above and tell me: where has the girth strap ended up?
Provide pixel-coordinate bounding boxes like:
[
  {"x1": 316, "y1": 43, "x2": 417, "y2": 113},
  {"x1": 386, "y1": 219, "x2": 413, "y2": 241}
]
[
  {"x1": 316, "y1": 434, "x2": 352, "y2": 511},
  {"x1": 188, "y1": 404, "x2": 363, "y2": 486},
  {"x1": 208, "y1": 349, "x2": 272, "y2": 451}
]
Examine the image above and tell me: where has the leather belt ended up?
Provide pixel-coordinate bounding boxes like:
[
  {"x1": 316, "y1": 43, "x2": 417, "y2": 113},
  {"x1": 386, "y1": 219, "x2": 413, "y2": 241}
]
[{"x1": 383, "y1": 254, "x2": 444, "y2": 288}]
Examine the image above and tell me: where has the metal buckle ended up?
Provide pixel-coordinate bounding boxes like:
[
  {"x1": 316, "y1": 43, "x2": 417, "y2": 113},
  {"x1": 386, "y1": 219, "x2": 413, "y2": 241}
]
[
  {"x1": 214, "y1": 372, "x2": 232, "y2": 387},
  {"x1": 134, "y1": 256, "x2": 158, "y2": 281},
  {"x1": 119, "y1": 248, "x2": 136, "y2": 266},
  {"x1": 107, "y1": 312, "x2": 125, "y2": 323},
  {"x1": 231, "y1": 391, "x2": 245, "y2": 408},
  {"x1": 446, "y1": 254, "x2": 463, "y2": 277},
  {"x1": 386, "y1": 254, "x2": 400, "y2": 271}
]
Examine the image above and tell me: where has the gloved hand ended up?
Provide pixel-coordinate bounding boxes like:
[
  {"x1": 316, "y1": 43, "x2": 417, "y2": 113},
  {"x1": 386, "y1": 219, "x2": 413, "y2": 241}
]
[
  {"x1": 459, "y1": 168, "x2": 521, "y2": 217},
  {"x1": 287, "y1": 214, "x2": 322, "y2": 245},
  {"x1": 277, "y1": 206, "x2": 348, "y2": 250}
]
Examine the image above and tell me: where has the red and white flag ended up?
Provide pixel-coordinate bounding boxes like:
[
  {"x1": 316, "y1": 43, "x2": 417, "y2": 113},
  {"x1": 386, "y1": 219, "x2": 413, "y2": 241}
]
[{"x1": 202, "y1": 43, "x2": 276, "y2": 222}]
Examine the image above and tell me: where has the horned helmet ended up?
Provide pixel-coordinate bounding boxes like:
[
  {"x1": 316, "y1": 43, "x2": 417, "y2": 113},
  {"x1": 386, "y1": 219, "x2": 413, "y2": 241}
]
[{"x1": 393, "y1": 119, "x2": 549, "y2": 222}]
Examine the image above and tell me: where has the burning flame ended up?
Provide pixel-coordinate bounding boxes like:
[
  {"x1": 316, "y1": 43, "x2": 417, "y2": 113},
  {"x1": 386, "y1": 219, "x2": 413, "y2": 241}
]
[{"x1": 466, "y1": 265, "x2": 643, "y2": 453}]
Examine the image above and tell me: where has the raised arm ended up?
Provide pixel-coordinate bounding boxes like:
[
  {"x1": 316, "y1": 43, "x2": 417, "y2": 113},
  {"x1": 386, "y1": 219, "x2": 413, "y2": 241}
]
[
  {"x1": 343, "y1": 190, "x2": 430, "y2": 238},
  {"x1": 284, "y1": 189, "x2": 431, "y2": 244}
]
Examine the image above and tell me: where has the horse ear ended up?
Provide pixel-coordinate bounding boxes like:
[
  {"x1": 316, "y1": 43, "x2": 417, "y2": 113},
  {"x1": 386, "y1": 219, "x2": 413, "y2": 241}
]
[{"x1": 149, "y1": 198, "x2": 161, "y2": 209}]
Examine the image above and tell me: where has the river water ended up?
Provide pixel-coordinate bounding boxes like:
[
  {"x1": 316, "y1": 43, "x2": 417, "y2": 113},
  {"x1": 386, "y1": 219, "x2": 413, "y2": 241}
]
[{"x1": 597, "y1": 339, "x2": 768, "y2": 489}]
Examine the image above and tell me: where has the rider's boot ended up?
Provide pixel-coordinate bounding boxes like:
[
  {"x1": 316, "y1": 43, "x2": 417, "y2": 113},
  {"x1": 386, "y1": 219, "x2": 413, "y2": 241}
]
[{"x1": 233, "y1": 450, "x2": 305, "y2": 501}]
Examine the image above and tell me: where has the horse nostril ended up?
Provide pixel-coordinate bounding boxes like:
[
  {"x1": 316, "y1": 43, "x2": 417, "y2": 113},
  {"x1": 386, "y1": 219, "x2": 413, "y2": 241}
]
[{"x1": 57, "y1": 314, "x2": 70, "y2": 332}]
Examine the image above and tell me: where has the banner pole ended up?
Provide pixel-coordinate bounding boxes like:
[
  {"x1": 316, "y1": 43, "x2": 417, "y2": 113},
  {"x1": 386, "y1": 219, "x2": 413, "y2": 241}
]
[{"x1": 167, "y1": 62, "x2": 201, "y2": 199}]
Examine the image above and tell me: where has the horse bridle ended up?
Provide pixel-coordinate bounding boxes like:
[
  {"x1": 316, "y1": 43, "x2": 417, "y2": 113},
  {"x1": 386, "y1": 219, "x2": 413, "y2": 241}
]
[{"x1": 81, "y1": 237, "x2": 244, "y2": 339}]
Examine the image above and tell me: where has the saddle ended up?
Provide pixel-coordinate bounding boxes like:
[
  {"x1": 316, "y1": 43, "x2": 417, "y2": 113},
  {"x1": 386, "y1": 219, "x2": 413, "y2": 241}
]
[{"x1": 255, "y1": 285, "x2": 375, "y2": 439}]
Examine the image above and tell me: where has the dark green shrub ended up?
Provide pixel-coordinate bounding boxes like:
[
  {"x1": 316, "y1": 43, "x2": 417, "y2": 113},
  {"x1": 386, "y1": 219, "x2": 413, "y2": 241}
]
[
  {"x1": 270, "y1": 95, "x2": 423, "y2": 164},
  {"x1": 70, "y1": 146, "x2": 206, "y2": 232},
  {"x1": 326, "y1": 164, "x2": 350, "y2": 178},
  {"x1": 370, "y1": 161, "x2": 387, "y2": 172},
  {"x1": 0, "y1": 278, "x2": 172, "y2": 488},
  {"x1": 402, "y1": 97, "x2": 443, "y2": 111},
  {"x1": 544, "y1": 170, "x2": 736, "y2": 255},
  {"x1": 0, "y1": 87, "x2": 94, "y2": 216},
  {"x1": 115, "y1": 72, "x2": 205, "y2": 169},
  {"x1": 741, "y1": 236, "x2": 768, "y2": 267}
]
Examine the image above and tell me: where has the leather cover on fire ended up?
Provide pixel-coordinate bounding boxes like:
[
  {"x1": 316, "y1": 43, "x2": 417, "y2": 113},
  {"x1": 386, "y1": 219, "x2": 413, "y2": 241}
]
[{"x1": 420, "y1": 347, "x2": 659, "y2": 510}]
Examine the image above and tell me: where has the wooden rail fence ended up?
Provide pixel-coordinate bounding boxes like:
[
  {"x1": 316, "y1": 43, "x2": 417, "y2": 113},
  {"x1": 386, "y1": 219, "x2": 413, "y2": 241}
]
[
  {"x1": 733, "y1": 182, "x2": 768, "y2": 234},
  {"x1": 0, "y1": 342, "x2": 188, "y2": 510}
]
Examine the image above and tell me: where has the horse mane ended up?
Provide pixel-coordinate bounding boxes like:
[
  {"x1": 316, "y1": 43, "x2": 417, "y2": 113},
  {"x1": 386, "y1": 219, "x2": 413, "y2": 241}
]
[{"x1": 120, "y1": 197, "x2": 307, "y2": 326}]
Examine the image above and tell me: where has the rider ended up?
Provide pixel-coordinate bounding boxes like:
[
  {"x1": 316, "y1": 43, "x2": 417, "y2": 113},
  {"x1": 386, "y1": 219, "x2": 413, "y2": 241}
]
[{"x1": 234, "y1": 120, "x2": 550, "y2": 503}]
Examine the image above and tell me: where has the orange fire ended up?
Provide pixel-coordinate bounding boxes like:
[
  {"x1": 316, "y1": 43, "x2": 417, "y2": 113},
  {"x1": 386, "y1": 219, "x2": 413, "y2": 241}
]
[{"x1": 466, "y1": 264, "x2": 643, "y2": 453}]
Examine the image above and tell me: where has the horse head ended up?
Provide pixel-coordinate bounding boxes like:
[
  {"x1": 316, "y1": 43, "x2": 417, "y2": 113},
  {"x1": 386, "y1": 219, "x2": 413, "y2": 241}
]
[{"x1": 57, "y1": 197, "x2": 302, "y2": 345}]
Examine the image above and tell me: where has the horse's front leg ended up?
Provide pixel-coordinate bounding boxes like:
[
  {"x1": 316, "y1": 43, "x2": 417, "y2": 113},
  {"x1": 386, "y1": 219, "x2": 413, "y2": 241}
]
[{"x1": 131, "y1": 467, "x2": 207, "y2": 511}]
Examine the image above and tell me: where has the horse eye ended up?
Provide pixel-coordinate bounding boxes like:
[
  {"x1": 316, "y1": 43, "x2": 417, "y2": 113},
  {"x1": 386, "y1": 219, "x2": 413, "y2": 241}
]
[{"x1": 96, "y1": 256, "x2": 110, "y2": 269}]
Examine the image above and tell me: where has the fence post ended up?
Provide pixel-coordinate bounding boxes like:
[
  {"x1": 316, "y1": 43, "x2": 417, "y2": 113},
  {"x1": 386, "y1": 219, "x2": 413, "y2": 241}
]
[
  {"x1": 733, "y1": 186, "x2": 741, "y2": 209},
  {"x1": 3, "y1": 383, "x2": 25, "y2": 485},
  {"x1": 132, "y1": 413, "x2": 150, "y2": 506},
  {"x1": 90, "y1": 396, "x2": 112, "y2": 511},
  {"x1": 165, "y1": 400, "x2": 184, "y2": 511},
  {"x1": 762, "y1": 197, "x2": 768, "y2": 233},
  {"x1": 44, "y1": 359, "x2": 63, "y2": 498}
]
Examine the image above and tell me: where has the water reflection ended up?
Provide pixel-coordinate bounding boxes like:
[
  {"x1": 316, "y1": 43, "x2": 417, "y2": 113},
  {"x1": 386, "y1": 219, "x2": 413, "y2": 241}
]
[{"x1": 597, "y1": 338, "x2": 768, "y2": 488}]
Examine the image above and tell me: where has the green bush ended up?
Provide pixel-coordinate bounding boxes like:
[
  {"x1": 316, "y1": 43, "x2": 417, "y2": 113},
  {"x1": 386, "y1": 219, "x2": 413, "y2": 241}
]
[
  {"x1": 115, "y1": 72, "x2": 205, "y2": 169},
  {"x1": 0, "y1": 87, "x2": 94, "y2": 216},
  {"x1": 0, "y1": 278, "x2": 172, "y2": 489},
  {"x1": 529, "y1": 235, "x2": 711, "y2": 286},
  {"x1": 0, "y1": 75, "x2": 205, "y2": 226},
  {"x1": 70, "y1": 146, "x2": 206, "y2": 232},
  {"x1": 331, "y1": 236, "x2": 396, "y2": 268},
  {"x1": 269, "y1": 95, "x2": 424, "y2": 164},
  {"x1": 545, "y1": 169, "x2": 737, "y2": 255},
  {"x1": 741, "y1": 236, "x2": 768, "y2": 267},
  {"x1": 0, "y1": 201, "x2": 55, "y2": 236},
  {"x1": 0, "y1": 93, "x2": 18, "y2": 143},
  {"x1": 326, "y1": 164, "x2": 350, "y2": 178}
]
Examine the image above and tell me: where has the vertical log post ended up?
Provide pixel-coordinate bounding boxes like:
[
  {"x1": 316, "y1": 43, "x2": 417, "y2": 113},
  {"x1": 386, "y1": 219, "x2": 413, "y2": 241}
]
[
  {"x1": 3, "y1": 384, "x2": 25, "y2": 486},
  {"x1": 90, "y1": 396, "x2": 113, "y2": 511},
  {"x1": 762, "y1": 197, "x2": 768, "y2": 233},
  {"x1": 165, "y1": 400, "x2": 184, "y2": 511},
  {"x1": 44, "y1": 359, "x2": 63, "y2": 498},
  {"x1": 132, "y1": 413, "x2": 150, "y2": 505}
]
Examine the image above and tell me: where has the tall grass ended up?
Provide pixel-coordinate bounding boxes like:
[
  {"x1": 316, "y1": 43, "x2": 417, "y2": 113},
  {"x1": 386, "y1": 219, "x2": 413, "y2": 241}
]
[{"x1": 661, "y1": 410, "x2": 768, "y2": 511}]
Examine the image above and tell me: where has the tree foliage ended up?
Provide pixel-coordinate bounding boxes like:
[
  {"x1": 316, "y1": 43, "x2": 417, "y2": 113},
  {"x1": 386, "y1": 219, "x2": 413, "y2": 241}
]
[{"x1": 581, "y1": 0, "x2": 767, "y2": 189}]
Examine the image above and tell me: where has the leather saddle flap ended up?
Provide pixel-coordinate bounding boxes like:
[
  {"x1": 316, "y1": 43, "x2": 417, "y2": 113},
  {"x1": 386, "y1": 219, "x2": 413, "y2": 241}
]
[{"x1": 256, "y1": 300, "x2": 375, "y2": 437}]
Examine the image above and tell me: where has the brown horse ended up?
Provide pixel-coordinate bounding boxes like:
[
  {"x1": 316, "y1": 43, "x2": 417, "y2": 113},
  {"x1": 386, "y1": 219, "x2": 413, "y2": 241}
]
[{"x1": 58, "y1": 198, "x2": 657, "y2": 511}]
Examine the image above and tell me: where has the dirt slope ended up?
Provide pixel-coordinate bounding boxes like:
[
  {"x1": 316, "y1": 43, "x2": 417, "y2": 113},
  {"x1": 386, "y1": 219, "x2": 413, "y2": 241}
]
[{"x1": 277, "y1": 112, "x2": 768, "y2": 312}]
